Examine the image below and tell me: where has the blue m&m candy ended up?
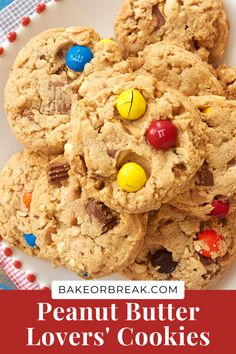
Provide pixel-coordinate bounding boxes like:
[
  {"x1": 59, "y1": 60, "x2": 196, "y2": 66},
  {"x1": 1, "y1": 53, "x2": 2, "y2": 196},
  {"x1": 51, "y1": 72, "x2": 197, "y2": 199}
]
[
  {"x1": 66, "y1": 45, "x2": 94, "y2": 72},
  {"x1": 24, "y1": 233, "x2": 37, "y2": 248}
]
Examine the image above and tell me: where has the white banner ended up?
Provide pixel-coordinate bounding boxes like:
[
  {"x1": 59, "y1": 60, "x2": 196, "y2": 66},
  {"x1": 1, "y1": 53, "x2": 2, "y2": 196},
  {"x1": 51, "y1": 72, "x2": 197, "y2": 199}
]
[{"x1": 52, "y1": 281, "x2": 185, "y2": 300}]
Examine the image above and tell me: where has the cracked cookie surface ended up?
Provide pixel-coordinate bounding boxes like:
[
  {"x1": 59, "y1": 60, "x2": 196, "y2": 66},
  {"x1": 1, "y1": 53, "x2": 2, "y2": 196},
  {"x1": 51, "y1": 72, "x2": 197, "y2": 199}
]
[
  {"x1": 30, "y1": 156, "x2": 146, "y2": 278},
  {"x1": 136, "y1": 42, "x2": 224, "y2": 96},
  {"x1": 65, "y1": 67, "x2": 205, "y2": 213},
  {"x1": 115, "y1": 0, "x2": 229, "y2": 63},
  {"x1": 123, "y1": 205, "x2": 236, "y2": 289},
  {"x1": 4, "y1": 28, "x2": 122, "y2": 154},
  {"x1": 170, "y1": 96, "x2": 236, "y2": 219}
]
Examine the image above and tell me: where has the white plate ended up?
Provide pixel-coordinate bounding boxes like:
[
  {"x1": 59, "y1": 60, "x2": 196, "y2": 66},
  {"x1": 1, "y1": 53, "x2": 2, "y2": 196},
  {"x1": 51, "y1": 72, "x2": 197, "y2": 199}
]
[{"x1": 0, "y1": 0, "x2": 235, "y2": 289}]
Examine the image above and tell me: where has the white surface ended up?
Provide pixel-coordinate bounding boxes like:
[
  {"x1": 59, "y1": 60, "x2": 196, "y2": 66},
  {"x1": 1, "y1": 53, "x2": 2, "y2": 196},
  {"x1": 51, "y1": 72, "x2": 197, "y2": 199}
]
[{"x1": 0, "y1": 0, "x2": 235, "y2": 289}]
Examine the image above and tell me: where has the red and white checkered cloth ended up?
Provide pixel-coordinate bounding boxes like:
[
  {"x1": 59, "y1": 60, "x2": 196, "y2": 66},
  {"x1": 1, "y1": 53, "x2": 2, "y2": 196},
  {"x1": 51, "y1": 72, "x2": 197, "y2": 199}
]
[
  {"x1": 0, "y1": 242, "x2": 40, "y2": 290},
  {"x1": 0, "y1": 0, "x2": 51, "y2": 43}
]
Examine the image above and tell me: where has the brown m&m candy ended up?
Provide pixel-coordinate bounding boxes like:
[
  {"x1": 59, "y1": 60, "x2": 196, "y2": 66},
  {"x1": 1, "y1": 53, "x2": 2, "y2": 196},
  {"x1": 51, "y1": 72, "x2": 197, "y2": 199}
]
[{"x1": 151, "y1": 249, "x2": 177, "y2": 274}]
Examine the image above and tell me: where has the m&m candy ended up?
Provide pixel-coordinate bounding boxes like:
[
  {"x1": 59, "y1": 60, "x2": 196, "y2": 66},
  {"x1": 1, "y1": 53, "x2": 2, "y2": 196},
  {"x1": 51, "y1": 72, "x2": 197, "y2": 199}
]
[
  {"x1": 99, "y1": 38, "x2": 114, "y2": 44},
  {"x1": 116, "y1": 89, "x2": 147, "y2": 120},
  {"x1": 202, "y1": 107, "x2": 212, "y2": 114},
  {"x1": 117, "y1": 162, "x2": 147, "y2": 192},
  {"x1": 197, "y1": 230, "x2": 223, "y2": 258},
  {"x1": 66, "y1": 45, "x2": 94, "y2": 72},
  {"x1": 23, "y1": 192, "x2": 32, "y2": 209},
  {"x1": 210, "y1": 199, "x2": 229, "y2": 218},
  {"x1": 24, "y1": 233, "x2": 37, "y2": 248},
  {"x1": 146, "y1": 120, "x2": 178, "y2": 150},
  {"x1": 151, "y1": 249, "x2": 178, "y2": 274}
]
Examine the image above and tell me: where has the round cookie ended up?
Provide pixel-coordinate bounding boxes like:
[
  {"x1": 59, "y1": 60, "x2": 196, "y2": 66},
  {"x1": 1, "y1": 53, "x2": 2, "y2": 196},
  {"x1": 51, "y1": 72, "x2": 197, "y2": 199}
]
[
  {"x1": 170, "y1": 96, "x2": 236, "y2": 219},
  {"x1": 123, "y1": 205, "x2": 236, "y2": 289},
  {"x1": 65, "y1": 67, "x2": 205, "y2": 213},
  {"x1": 216, "y1": 64, "x2": 236, "y2": 99},
  {"x1": 0, "y1": 151, "x2": 58, "y2": 262},
  {"x1": 30, "y1": 156, "x2": 146, "y2": 278},
  {"x1": 137, "y1": 42, "x2": 224, "y2": 96},
  {"x1": 4, "y1": 28, "x2": 122, "y2": 154},
  {"x1": 115, "y1": 0, "x2": 229, "y2": 63}
]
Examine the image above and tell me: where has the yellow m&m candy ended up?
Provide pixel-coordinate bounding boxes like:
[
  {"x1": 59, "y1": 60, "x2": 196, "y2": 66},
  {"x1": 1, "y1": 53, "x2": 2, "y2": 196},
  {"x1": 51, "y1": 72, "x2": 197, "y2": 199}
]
[
  {"x1": 116, "y1": 89, "x2": 147, "y2": 120},
  {"x1": 202, "y1": 107, "x2": 212, "y2": 114},
  {"x1": 117, "y1": 162, "x2": 147, "y2": 193},
  {"x1": 99, "y1": 38, "x2": 114, "y2": 44}
]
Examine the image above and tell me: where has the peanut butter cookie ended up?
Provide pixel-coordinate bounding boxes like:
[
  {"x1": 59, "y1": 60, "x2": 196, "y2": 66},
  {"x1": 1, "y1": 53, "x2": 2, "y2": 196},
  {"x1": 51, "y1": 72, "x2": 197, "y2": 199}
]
[
  {"x1": 0, "y1": 151, "x2": 54, "y2": 259},
  {"x1": 123, "y1": 205, "x2": 236, "y2": 289},
  {"x1": 4, "y1": 28, "x2": 122, "y2": 154},
  {"x1": 170, "y1": 96, "x2": 236, "y2": 219},
  {"x1": 115, "y1": 0, "x2": 229, "y2": 62},
  {"x1": 30, "y1": 156, "x2": 146, "y2": 278},
  {"x1": 65, "y1": 67, "x2": 205, "y2": 213}
]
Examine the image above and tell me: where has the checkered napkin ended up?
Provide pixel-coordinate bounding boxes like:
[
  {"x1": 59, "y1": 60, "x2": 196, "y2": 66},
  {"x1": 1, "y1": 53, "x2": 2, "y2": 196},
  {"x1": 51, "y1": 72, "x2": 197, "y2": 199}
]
[
  {"x1": 0, "y1": 266, "x2": 17, "y2": 290},
  {"x1": 0, "y1": 0, "x2": 51, "y2": 43},
  {"x1": 0, "y1": 0, "x2": 52, "y2": 289},
  {"x1": 0, "y1": 242, "x2": 40, "y2": 290}
]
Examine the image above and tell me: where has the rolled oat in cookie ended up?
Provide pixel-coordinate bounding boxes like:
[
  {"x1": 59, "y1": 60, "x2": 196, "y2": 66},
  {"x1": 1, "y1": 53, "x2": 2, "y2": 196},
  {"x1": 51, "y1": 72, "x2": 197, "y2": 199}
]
[
  {"x1": 123, "y1": 205, "x2": 236, "y2": 289},
  {"x1": 30, "y1": 156, "x2": 146, "y2": 278},
  {"x1": 170, "y1": 96, "x2": 236, "y2": 219},
  {"x1": 65, "y1": 67, "x2": 206, "y2": 214},
  {"x1": 0, "y1": 150, "x2": 58, "y2": 262},
  {"x1": 4, "y1": 27, "x2": 123, "y2": 154},
  {"x1": 115, "y1": 0, "x2": 229, "y2": 63}
]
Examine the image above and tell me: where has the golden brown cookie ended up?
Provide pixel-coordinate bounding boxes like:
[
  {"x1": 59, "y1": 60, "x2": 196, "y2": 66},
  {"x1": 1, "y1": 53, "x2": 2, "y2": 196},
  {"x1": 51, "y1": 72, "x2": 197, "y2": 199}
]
[
  {"x1": 30, "y1": 156, "x2": 147, "y2": 278},
  {"x1": 123, "y1": 205, "x2": 236, "y2": 289},
  {"x1": 170, "y1": 96, "x2": 236, "y2": 219},
  {"x1": 65, "y1": 66, "x2": 206, "y2": 213},
  {"x1": 115, "y1": 0, "x2": 229, "y2": 63},
  {"x1": 0, "y1": 151, "x2": 55, "y2": 259},
  {"x1": 4, "y1": 28, "x2": 122, "y2": 154}
]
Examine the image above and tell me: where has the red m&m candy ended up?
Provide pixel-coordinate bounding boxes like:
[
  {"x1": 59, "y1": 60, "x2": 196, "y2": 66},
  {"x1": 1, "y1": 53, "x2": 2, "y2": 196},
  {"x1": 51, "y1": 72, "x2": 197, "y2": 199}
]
[
  {"x1": 146, "y1": 120, "x2": 178, "y2": 150},
  {"x1": 197, "y1": 230, "x2": 223, "y2": 258},
  {"x1": 210, "y1": 199, "x2": 229, "y2": 218}
]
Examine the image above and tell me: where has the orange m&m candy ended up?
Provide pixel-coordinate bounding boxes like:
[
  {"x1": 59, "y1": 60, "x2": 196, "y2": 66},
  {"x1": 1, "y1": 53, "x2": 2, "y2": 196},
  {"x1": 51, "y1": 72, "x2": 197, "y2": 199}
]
[{"x1": 23, "y1": 192, "x2": 32, "y2": 209}]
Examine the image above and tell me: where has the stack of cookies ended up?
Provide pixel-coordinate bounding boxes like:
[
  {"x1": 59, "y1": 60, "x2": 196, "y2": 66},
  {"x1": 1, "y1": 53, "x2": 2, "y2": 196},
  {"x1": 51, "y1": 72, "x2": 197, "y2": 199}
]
[{"x1": 0, "y1": 0, "x2": 236, "y2": 289}]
